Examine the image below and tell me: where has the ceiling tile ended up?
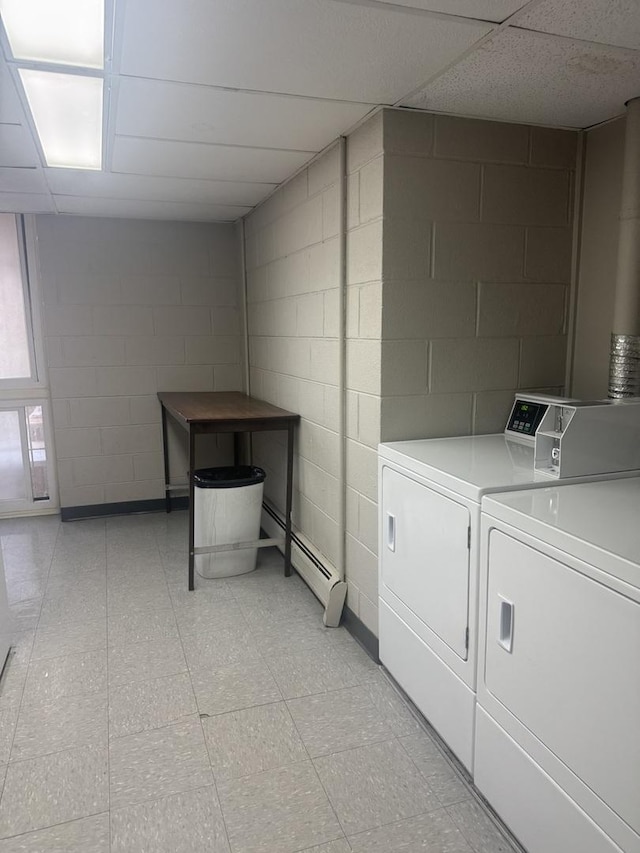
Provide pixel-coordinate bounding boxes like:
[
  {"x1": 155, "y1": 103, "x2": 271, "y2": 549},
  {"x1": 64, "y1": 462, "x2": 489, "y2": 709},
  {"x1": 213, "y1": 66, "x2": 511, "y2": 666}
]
[
  {"x1": 44, "y1": 169, "x2": 276, "y2": 206},
  {"x1": 403, "y1": 28, "x2": 640, "y2": 128},
  {"x1": 0, "y1": 192, "x2": 55, "y2": 212},
  {"x1": 0, "y1": 123, "x2": 40, "y2": 167},
  {"x1": 0, "y1": 63, "x2": 25, "y2": 123},
  {"x1": 0, "y1": 166, "x2": 47, "y2": 194},
  {"x1": 53, "y1": 195, "x2": 251, "y2": 221},
  {"x1": 377, "y1": 1, "x2": 529, "y2": 23},
  {"x1": 517, "y1": 0, "x2": 640, "y2": 51},
  {"x1": 119, "y1": 0, "x2": 492, "y2": 103},
  {"x1": 115, "y1": 78, "x2": 374, "y2": 151},
  {"x1": 112, "y1": 136, "x2": 314, "y2": 183}
]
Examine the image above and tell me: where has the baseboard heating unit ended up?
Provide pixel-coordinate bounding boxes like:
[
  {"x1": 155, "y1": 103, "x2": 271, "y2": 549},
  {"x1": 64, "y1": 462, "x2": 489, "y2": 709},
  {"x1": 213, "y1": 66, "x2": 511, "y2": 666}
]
[{"x1": 261, "y1": 499, "x2": 347, "y2": 628}]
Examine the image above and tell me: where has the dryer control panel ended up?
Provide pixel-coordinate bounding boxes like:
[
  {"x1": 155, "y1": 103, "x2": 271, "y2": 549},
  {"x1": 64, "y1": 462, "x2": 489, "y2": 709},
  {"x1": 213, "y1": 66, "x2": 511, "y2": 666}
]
[{"x1": 504, "y1": 394, "x2": 570, "y2": 445}]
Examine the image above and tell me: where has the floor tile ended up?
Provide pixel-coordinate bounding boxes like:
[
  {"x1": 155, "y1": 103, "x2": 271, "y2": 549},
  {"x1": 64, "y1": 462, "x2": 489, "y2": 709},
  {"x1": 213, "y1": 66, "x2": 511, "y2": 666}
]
[
  {"x1": 180, "y1": 624, "x2": 259, "y2": 670},
  {"x1": 0, "y1": 813, "x2": 109, "y2": 852},
  {"x1": 108, "y1": 638, "x2": 187, "y2": 688},
  {"x1": 399, "y1": 733, "x2": 471, "y2": 807},
  {"x1": 172, "y1": 597, "x2": 245, "y2": 635},
  {"x1": 287, "y1": 685, "x2": 394, "y2": 758},
  {"x1": 365, "y1": 675, "x2": 423, "y2": 737},
  {"x1": 7, "y1": 632, "x2": 33, "y2": 668},
  {"x1": 0, "y1": 707, "x2": 19, "y2": 765},
  {"x1": 11, "y1": 693, "x2": 108, "y2": 762},
  {"x1": 348, "y1": 809, "x2": 474, "y2": 853},
  {"x1": 301, "y1": 841, "x2": 351, "y2": 853},
  {"x1": 191, "y1": 658, "x2": 282, "y2": 716},
  {"x1": 314, "y1": 739, "x2": 440, "y2": 836},
  {"x1": 110, "y1": 786, "x2": 230, "y2": 853},
  {"x1": 38, "y1": 590, "x2": 106, "y2": 630},
  {"x1": 107, "y1": 585, "x2": 172, "y2": 616},
  {"x1": 108, "y1": 609, "x2": 178, "y2": 647},
  {"x1": 109, "y1": 717, "x2": 212, "y2": 810},
  {"x1": 0, "y1": 663, "x2": 27, "y2": 712},
  {"x1": 6, "y1": 580, "x2": 46, "y2": 608},
  {"x1": 266, "y1": 647, "x2": 362, "y2": 700},
  {"x1": 8, "y1": 601, "x2": 40, "y2": 633},
  {"x1": 202, "y1": 701, "x2": 307, "y2": 782},
  {"x1": 168, "y1": 579, "x2": 234, "y2": 606},
  {"x1": 109, "y1": 672, "x2": 197, "y2": 739},
  {"x1": 22, "y1": 650, "x2": 107, "y2": 706},
  {"x1": 239, "y1": 590, "x2": 323, "y2": 630},
  {"x1": 45, "y1": 572, "x2": 106, "y2": 600},
  {"x1": 249, "y1": 616, "x2": 349, "y2": 658},
  {"x1": 217, "y1": 761, "x2": 342, "y2": 853},
  {"x1": 48, "y1": 552, "x2": 106, "y2": 577},
  {"x1": 0, "y1": 513, "x2": 519, "y2": 853},
  {"x1": 447, "y1": 798, "x2": 516, "y2": 853},
  {"x1": 30, "y1": 620, "x2": 107, "y2": 662},
  {"x1": 0, "y1": 745, "x2": 108, "y2": 838}
]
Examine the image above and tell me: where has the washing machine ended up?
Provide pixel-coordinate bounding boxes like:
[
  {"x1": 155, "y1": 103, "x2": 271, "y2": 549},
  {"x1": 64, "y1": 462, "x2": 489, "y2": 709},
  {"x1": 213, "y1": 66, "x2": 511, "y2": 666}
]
[
  {"x1": 378, "y1": 395, "x2": 640, "y2": 771},
  {"x1": 476, "y1": 478, "x2": 640, "y2": 853}
]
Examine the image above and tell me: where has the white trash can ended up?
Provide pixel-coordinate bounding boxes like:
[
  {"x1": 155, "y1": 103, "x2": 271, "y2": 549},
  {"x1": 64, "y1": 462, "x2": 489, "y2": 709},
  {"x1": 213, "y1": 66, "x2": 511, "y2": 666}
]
[{"x1": 194, "y1": 466, "x2": 266, "y2": 579}]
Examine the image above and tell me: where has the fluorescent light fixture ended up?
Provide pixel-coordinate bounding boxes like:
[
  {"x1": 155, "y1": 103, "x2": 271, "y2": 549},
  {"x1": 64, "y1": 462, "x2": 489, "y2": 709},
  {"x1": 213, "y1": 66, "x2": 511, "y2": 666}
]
[
  {"x1": 0, "y1": 0, "x2": 104, "y2": 68},
  {"x1": 19, "y1": 69, "x2": 103, "y2": 170}
]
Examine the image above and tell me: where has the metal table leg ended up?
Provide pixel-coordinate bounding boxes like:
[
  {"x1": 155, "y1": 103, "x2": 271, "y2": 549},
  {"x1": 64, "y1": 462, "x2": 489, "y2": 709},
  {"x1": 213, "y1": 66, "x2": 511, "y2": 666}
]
[
  {"x1": 188, "y1": 426, "x2": 196, "y2": 591},
  {"x1": 161, "y1": 405, "x2": 171, "y2": 513},
  {"x1": 284, "y1": 422, "x2": 294, "y2": 577}
]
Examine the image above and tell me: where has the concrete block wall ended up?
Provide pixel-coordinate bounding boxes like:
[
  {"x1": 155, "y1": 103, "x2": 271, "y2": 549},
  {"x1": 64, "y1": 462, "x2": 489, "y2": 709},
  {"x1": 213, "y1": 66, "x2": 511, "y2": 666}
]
[
  {"x1": 345, "y1": 113, "x2": 384, "y2": 635},
  {"x1": 36, "y1": 216, "x2": 242, "y2": 508},
  {"x1": 245, "y1": 145, "x2": 342, "y2": 566},
  {"x1": 381, "y1": 110, "x2": 577, "y2": 442}
]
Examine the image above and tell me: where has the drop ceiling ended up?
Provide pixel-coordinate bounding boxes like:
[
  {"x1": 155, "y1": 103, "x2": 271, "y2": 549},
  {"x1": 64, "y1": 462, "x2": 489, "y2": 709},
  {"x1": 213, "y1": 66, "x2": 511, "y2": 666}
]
[{"x1": 1, "y1": 0, "x2": 640, "y2": 222}]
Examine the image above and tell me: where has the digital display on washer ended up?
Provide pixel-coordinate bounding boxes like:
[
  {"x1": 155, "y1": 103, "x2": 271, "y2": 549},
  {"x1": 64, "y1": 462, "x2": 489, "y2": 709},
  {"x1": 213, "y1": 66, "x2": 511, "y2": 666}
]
[{"x1": 507, "y1": 400, "x2": 547, "y2": 436}]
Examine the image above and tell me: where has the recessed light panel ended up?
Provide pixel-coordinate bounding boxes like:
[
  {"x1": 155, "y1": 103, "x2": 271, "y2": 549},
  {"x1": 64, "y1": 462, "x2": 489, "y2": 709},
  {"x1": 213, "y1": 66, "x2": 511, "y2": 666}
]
[
  {"x1": 19, "y1": 70, "x2": 103, "y2": 169},
  {"x1": 0, "y1": 0, "x2": 104, "y2": 68}
]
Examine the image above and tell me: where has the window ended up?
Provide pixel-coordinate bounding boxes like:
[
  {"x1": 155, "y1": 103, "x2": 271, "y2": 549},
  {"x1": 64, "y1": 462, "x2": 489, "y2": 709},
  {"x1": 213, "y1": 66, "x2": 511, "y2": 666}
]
[
  {"x1": 0, "y1": 214, "x2": 57, "y2": 514},
  {"x1": 0, "y1": 213, "x2": 36, "y2": 386}
]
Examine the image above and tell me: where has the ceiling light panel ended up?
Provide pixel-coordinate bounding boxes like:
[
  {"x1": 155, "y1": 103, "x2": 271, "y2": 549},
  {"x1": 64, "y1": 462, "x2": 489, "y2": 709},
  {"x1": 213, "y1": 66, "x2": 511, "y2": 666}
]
[
  {"x1": 19, "y1": 70, "x2": 103, "y2": 169},
  {"x1": 0, "y1": 0, "x2": 104, "y2": 68},
  {"x1": 403, "y1": 28, "x2": 640, "y2": 128},
  {"x1": 120, "y1": 0, "x2": 492, "y2": 103},
  {"x1": 517, "y1": 0, "x2": 640, "y2": 51}
]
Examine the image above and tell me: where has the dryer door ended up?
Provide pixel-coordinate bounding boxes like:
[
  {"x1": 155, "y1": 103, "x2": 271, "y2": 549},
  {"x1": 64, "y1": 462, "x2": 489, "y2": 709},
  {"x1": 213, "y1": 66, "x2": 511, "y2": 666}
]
[
  {"x1": 381, "y1": 465, "x2": 470, "y2": 660},
  {"x1": 484, "y1": 529, "x2": 640, "y2": 835}
]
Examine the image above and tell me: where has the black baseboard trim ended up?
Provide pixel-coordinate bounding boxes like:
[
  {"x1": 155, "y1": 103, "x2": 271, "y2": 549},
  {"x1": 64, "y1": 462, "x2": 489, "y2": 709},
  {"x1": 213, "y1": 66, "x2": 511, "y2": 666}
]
[
  {"x1": 61, "y1": 497, "x2": 189, "y2": 521},
  {"x1": 341, "y1": 605, "x2": 379, "y2": 663}
]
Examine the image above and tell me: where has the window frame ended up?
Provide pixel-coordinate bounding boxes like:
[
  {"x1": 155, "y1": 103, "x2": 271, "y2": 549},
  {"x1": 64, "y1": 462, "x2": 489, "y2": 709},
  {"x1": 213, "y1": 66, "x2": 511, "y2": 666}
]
[{"x1": 0, "y1": 214, "x2": 47, "y2": 394}]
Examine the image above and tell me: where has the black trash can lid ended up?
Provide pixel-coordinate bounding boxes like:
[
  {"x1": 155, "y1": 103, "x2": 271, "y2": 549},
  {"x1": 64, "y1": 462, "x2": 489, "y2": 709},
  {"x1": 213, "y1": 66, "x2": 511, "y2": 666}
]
[{"x1": 193, "y1": 466, "x2": 266, "y2": 489}]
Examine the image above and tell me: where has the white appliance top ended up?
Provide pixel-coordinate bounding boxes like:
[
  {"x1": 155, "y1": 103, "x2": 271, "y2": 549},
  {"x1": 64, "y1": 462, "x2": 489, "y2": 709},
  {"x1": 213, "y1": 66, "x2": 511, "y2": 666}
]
[
  {"x1": 379, "y1": 435, "x2": 624, "y2": 503},
  {"x1": 483, "y1": 478, "x2": 640, "y2": 590}
]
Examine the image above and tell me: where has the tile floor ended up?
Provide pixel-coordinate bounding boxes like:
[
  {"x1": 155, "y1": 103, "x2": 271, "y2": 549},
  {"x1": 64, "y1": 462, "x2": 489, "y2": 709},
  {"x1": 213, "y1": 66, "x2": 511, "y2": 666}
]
[{"x1": 0, "y1": 511, "x2": 520, "y2": 853}]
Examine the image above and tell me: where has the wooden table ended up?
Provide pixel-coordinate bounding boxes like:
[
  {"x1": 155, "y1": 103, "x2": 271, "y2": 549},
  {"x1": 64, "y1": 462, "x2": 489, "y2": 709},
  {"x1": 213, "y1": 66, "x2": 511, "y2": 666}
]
[{"x1": 158, "y1": 392, "x2": 300, "y2": 590}]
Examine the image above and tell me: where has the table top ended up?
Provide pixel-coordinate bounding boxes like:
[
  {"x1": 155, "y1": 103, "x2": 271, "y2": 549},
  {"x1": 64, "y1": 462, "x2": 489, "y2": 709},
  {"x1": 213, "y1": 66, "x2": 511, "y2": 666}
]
[{"x1": 157, "y1": 391, "x2": 300, "y2": 427}]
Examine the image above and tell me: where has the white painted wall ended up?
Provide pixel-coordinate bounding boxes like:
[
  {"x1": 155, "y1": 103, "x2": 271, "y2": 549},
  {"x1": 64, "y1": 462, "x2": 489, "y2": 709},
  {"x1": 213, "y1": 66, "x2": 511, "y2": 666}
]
[
  {"x1": 36, "y1": 216, "x2": 242, "y2": 508},
  {"x1": 572, "y1": 118, "x2": 625, "y2": 399}
]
